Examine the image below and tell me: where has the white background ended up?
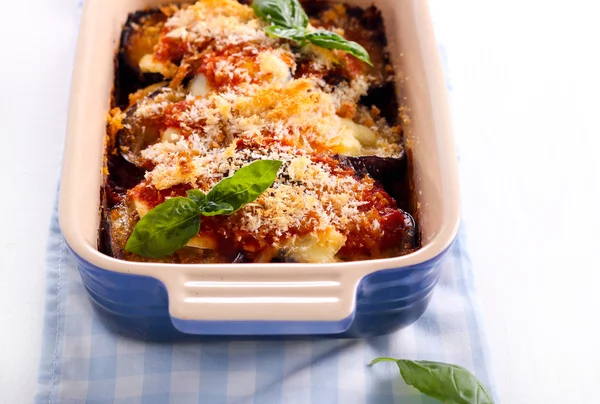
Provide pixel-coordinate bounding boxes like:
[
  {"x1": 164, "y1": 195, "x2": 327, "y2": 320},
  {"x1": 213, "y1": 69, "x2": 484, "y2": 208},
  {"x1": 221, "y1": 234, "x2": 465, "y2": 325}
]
[{"x1": 1, "y1": 0, "x2": 599, "y2": 403}]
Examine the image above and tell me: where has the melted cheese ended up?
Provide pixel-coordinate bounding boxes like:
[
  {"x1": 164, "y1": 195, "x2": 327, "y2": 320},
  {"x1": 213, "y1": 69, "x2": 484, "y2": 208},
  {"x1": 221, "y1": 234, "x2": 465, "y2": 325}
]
[
  {"x1": 186, "y1": 235, "x2": 218, "y2": 250},
  {"x1": 281, "y1": 227, "x2": 347, "y2": 263},
  {"x1": 139, "y1": 54, "x2": 178, "y2": 78},
  {"x1": 188, "y1": 74, "x2": 212, "y2": 97},
  {"x1": 161, "y1": 127, "x2": 183, "y2": 143},
  {"x1": 133, "y1": 198, "x2": 151, "y2": 218},
  {"x1": 341, "y1": 118, "x2": 377, "y2": 147},
  {"x1": 257, "y1": 50, "x2": 292, "y2": 86}
]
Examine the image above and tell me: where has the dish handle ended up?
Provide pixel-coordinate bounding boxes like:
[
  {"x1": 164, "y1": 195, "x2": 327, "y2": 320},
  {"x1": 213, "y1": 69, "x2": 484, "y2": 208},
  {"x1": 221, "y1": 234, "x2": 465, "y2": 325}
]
[{"x1": 159, "y1": 268, "x2": 360, "y2": 335}]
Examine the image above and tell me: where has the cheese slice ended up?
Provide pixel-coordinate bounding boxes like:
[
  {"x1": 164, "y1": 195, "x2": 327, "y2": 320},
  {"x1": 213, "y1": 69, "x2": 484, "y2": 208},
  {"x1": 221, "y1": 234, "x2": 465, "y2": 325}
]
[
  {"x1": 188, "y1": 74, "x2": 212, "y2": 97},
  {"x1": 186, "y1": 234, "x2": 218, "y2": 250},
  {"x1": 139, "y1": 54, "x2": 178, "y2": 78},
  {"x1": 341, "y1": 118, "x2": 377, "y2": 147},
  {"x1": 281, "y1": 227, "x2": 346, "y2": 263},
  {"x1": 161, "y1": 127, "x2": 183, "y2": 143}
]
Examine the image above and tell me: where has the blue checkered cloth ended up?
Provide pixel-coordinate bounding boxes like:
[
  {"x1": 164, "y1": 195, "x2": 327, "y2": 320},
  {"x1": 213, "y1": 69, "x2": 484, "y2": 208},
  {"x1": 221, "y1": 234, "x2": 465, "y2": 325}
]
[{"x1": 36, "y1": 197, "x2": 498, "y2": 403}]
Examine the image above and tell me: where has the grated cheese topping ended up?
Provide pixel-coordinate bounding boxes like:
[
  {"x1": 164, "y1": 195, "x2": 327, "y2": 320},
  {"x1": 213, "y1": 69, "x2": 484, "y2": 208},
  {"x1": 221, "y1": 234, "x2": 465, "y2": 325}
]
[{"x1": 164, "y1": 0, "x2": 269, "y2": 49}]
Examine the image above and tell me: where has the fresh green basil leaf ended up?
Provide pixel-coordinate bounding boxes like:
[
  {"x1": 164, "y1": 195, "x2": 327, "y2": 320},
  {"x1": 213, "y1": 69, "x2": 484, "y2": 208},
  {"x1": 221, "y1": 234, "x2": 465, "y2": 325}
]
[
  {"x1": 265, "y1": 25, "x2": 307, "y2": 41},
  {"x1": 207, "y1": 160, "x2": 282, "y2": 212},
  {"x1": 288, "y1": 0, "x2": 308, "y2": 28},
  {"x1": 252, "y1": 0, "x2": 372, "y2": 66},
  {"x1": 186, "y1": 189, "x2": 207, "y2": 207},
  {"x1": 370, "y1": 358, "x2": 494, "y2": 404},
  {"x1": 305, "y1": 31, "x2": 373, "y2": 66},
  {"x1": 125, "y1": 197, "x2": 201, "y2": 258},
  {"x1": 199, "y1": 201, "x2": 235, "y2": 217},
  {"x1": 252, "y1": 0, "x2": 308, "y2": 29}
]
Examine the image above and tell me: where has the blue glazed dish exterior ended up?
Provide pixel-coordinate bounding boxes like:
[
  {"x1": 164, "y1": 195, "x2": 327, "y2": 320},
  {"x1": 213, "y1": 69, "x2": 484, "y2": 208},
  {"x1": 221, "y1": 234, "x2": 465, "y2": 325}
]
[{"x1": 69, "y1": 239, "x2": 455, "y2": 341}]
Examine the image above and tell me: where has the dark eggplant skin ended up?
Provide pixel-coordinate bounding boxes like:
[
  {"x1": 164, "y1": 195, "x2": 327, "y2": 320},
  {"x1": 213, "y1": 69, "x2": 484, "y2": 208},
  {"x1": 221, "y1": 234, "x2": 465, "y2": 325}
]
[
  {"x1": 114, "y1": 10, "x2": 167, "y2": 108},
  {"x1": 396, "y1": 208, "x2": 418, "y2": 252},
  {"x1": 336, "y1": 152, "x2": 407, "y2": 185},
  {"x1": 117, "y1": 86, "x2": 183, "y2": 167},
  {"x1": 98, "y1": 185, "x2": 114, "y2": 257},
  {"x1": 335, "y1": 151, "x2": 418, "y2": 250},
  {"x1": 116, "y1": 100, "x2": 160, "y2": 167},
  {"x1": 232, "y1": 252, "x2": 251, "y2": 263},
  {"x1": 104, "y1": 154, "x2": 147, "y2": 207},
  {"x1": 99, "y1": 152, "x2": 147, "y2": 257},
  {"x1": 298, "y1": 0, "x2": 333, "y2": 16},
  {"x1": 359, "y1": 82, "x2": 400, "y2": 126}
]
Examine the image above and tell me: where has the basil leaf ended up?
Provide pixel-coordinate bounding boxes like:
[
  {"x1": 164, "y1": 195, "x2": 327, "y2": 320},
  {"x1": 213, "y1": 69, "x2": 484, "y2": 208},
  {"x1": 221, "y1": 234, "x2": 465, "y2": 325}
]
[
  {"x1": 265, "y1": 25, "x2": 307, "y2": 41},
  {"x1": 305, "y1": 31, "x2": 373, "y2": 66},
  {"x1": 200, "y1": 201, "x2": 235, "y2": 217},
  {"x1": 252, "y1": 0, "x2": 308, "y2": 29},
  {"x1": 125, "y1": 197, "x2": 201, "y2": 258},
  {"x1": 207, "y1": 160, "x2": 282, "y2": 212},
  {"x1": 186, "y1": 189, "x2": 207, "y2": 207},
  {"x1": 251, "y1": 0, "x2": 372, "y2": 65},
  {"x1": 288, "y1": 0, "x2": 308, "y2": 28},
  {"x1": 125, "y1": 161, "x2": 281, "y2": 258},
  {"x1": 188, "y1": 190, "x2": 235, "y2": 216},
  {"x1": 370, "y1": 358, "x2": 494, "y2": 404}
]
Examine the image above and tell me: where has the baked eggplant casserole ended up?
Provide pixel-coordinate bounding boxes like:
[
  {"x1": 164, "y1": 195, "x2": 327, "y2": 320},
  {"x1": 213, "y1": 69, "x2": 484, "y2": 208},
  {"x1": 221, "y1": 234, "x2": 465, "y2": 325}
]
[{"x1": 101, "y1": 0, "x2": 420, "y2": 264}]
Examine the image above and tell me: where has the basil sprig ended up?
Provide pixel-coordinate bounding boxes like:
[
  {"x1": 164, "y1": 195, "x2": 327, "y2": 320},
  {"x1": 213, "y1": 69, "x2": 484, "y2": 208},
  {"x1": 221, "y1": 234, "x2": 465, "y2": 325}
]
[
  {"x1": 124, "y1": 197, "x2": 202, "y2": 258},
  {"x1": 252, "y1": 0, "x2": 372, "y2": 66},
  {"x1": 125, "y1": 160, "x2": 282, "y2": 258},
  {"x1": 252, "y1": 0, "x2": 308, "y2": 30},
  {"x1": 371, "y1": 358, "x2": 494, "y2": 404}
]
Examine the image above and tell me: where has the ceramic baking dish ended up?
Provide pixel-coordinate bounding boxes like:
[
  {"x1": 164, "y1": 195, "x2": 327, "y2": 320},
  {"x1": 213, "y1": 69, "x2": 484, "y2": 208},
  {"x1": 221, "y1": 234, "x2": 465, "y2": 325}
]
[{"x1": 59, "y1": 0, "x2": 460, "y2": 340}]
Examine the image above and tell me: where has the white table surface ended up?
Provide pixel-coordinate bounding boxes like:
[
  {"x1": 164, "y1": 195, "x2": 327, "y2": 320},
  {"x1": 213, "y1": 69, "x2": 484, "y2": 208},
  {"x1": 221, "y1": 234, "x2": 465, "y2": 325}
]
[{"x1": 1, "y1": 0, "x2": 599, "y2": 403}]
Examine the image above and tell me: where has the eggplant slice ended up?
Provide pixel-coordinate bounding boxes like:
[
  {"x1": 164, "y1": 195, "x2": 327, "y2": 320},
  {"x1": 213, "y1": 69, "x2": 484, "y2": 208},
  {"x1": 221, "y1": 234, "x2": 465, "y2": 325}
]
[
  {"x1": 120, "y1": 10, "x2": 167, "y2": 77},
  {"x1": 335, "y1": 151, "x2": 417, "y2": 247},
  {"x1": 117, "y1": 86, "x2": 185, "y2": 167},
  {"x1": 359, "y1": 82, "x2": 400, "y2": 126},
  {"x1": 337, "y1": 152, "x2": 407, "y2": 184},
  {"x1": 394, "y1": 209, "x2": 418, "y2": 252},
  {"x1": 104, "y1": 201, "x2": 247, "y2": 264},
  {"x1": 115, "y1": 10, "x2": 169, "y2": 107}
]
